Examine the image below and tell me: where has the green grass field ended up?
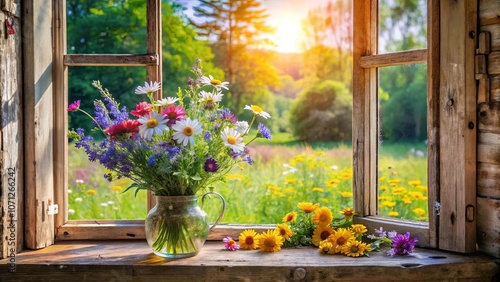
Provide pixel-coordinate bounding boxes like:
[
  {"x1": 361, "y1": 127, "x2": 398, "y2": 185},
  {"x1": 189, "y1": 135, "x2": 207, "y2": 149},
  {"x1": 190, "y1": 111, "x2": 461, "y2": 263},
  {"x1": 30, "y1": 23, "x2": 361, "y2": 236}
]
[{"x1": 68, "y1": 133, "x2": 428, "y2": 223}]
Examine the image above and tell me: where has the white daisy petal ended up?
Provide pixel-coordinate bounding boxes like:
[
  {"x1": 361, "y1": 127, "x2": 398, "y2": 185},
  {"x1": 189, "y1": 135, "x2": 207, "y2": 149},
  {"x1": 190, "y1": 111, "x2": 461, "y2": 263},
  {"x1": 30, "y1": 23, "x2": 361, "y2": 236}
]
[
  {"x1": 135, "y1": 81, "x2": 161, "y2": 95},
  {"x1": 172, "y1": 118, "x2": 203, "y2": 146}
]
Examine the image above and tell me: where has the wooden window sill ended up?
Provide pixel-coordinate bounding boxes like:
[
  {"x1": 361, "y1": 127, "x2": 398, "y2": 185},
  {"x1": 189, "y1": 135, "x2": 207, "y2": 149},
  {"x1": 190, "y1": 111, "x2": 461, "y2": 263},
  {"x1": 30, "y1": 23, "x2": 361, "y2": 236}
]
[{"x1": 1, "y1": 241, "x2": 498, "y2": 281}]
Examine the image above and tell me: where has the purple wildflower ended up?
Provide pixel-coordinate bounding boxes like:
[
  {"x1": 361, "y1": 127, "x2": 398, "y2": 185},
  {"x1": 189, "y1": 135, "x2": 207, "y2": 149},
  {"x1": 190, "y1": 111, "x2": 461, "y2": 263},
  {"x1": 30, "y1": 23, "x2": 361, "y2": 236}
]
[
  {"x1": 94, "y1": 104, "x2": 110, "y2": 129},
  {"x1": 223, "y1": 236, "x2": 240, "y2": 251},
  {"x1": 257, "y1": 123, "x2": 272, "y2": 140},
  {"x1": 204, "y1": 158, "x2": 219, "y2": 172},
  {"x1": 387, "y1": 230, "x2": 398, "y2": 239},
  {"x1": 104, "y1": 97, "x2": 128, "y2": 123},
  {"x1": 375, "y1": 227, "x2": 387, "y2": 238},
  {"x1": 387, "y1": 232, "x2": 418, "y2": 256},
  {"x1": 68, "y1": 100, "x2": 81, "y2": 112},
  {"x1": 220, "y1": 108, "x2": 237, "y2": 123},
  {"x1": 204, "y1": 131, "x2": 211, "y2": 141},
  {"x1": 148, "y1": 154, "x2": 161, "y2": 166}
]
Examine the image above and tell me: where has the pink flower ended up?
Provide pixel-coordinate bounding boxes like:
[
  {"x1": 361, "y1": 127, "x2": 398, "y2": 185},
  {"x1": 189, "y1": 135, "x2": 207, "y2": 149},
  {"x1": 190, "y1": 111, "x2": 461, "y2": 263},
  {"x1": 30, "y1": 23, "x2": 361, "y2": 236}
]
[
  {"x1": 223, "y1": 236, "x2": 240, "y2": 251},
  {"x1": 130, "y1": 102, "x2": 153, "y2": 117},
  {"x1": 162, "y1": 104, "x2": 186, "y2": 126},
  {"x1": 68, "y1": 100, "x2": 81, "y2": 112}
]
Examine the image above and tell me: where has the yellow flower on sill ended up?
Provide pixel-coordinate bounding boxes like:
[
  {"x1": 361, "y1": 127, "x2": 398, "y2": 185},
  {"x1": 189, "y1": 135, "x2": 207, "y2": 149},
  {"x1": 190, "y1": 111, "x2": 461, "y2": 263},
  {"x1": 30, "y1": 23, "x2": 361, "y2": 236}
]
[
  {"x1": 340, "y1": 207, "x2": 357, "y2": 219},
  {"x1": 282, "y1": 211, "x2": 298, "y2": 223},
  {"x1": 341, "y1": 191, "x2": 353, "y2": 198},
  {"x1": 297, "y1": 202, "x2": 319, "y2": 213},
  {"x1": 312, "y1": 225, "x2": 335, "y2": 246},
  {"x1": 318, "y1": 240, "x2": 335, "y2": 255},
  {"x1": 238, "y1": 229, "x2": 261, "y2": 250},
  {"x1": 86, "y1": 189, "x2": 97, "y2": 195},
  {"x1": 313, "y1": 207, "x2": 333, "y2": 227},
  {"x1": 275, "y1": 224, "x2": 293, "y2": 240},
  {"x1": 350, "y1": 224, "x2": 368, "y2": 237},
  {"x1": 342, "y1": 240, "x2": 371, "y2": 257},
  {"x1": 388, "y1": 211, "x2": 399, "y2": 217},
  {"x1": 329, "y1": 228, "x2": 353, "y2": 254},
  {"x1": 258, "y1": 230, "x2": 284, "y2": 252}
]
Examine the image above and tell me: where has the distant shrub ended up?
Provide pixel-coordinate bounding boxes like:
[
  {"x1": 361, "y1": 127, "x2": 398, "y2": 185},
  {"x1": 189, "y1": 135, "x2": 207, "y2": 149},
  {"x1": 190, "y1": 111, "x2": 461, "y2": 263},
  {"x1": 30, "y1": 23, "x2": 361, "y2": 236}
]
[{"x1": 289, "y1": 80, "x2": 352, "y2": 141}]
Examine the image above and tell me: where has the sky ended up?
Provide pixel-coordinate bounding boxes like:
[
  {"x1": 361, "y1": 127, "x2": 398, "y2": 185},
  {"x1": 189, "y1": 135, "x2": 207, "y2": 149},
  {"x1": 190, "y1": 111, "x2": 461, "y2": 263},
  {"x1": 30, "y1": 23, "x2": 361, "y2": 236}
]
[{"x1": 176, "y1": 0, "x2": 332, "y2": 53}]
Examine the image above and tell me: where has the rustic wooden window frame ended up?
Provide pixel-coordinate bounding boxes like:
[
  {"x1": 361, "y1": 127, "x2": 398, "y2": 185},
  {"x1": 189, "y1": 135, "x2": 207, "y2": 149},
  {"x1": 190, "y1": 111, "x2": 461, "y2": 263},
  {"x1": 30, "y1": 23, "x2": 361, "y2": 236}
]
[{"x1": 20, "y1": 0, "x2": 477, "y2": 254}]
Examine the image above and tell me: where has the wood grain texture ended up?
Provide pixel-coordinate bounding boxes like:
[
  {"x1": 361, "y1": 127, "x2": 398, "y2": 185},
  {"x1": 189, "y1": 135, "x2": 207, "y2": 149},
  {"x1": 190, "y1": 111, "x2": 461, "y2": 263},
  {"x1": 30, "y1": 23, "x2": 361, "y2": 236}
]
[
  {"x1": 480, "y1": 0, "x2": 500, "y2": 26},
  {"x1": 0, "y1": 241, "x2": 498, "y2": 282},
  {"x1": 481, "y1": 24, "x2": 500, "y2": 52},
  {"x1": 23, "y1": 0, "x2": 55, "y2": 250},
  {"x1": 0, "y1": 7, "x2": 23, "y2": 258},
  {"x1": 478, "y1": 102, "x2": 500, "y2": 132},
  {"x1": 439, "y1": 0, "x2": 478, "y2": 253},
  {"x1": 477, "y1": 162, "x2": 500, "y2": 199},
  {"x1": 360, "y1": 49, "x2": 427, "y2": 68},
  {"x1": 476, "y1": 197, "x2": 500, "y2": 258},
  {"x1": 64, "y1": 54, "x2": 158, "y2": 66},
  {"x1": 490, "y1": 74, "x2": 500, "y2": 101}
]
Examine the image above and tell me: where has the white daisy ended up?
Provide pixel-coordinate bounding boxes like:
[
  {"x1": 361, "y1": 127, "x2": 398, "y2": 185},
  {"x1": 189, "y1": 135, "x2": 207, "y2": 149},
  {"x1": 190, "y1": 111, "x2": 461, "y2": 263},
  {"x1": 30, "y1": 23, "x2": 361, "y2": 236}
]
[
  {"x1": 200, "y1": 75, "x2": 229, "y2": 90},
  {"x1": 135, "y1": 81, "x2": 161, "y2": 95},
  {"x1": 235, "y1": 121, "x2": 249, "y2": 134},
  {"x1": 172, "y1": 118, "x2": 203, "y2": 146},
  {"x1": 155, "y1": 97, "x2": 179, "y2": 106},
  {"x1": 221, "y1": 127, "x2": 245, "y2": 153},
  {"x1": 199, "y1": 90, "x2": 224, "y2": 103},
  {"x1": 138, "y1": 112, "x2": 169, "y2": 140},
  {"x1": 244, "y1": 105, "x2": 271, "y2": 119}
]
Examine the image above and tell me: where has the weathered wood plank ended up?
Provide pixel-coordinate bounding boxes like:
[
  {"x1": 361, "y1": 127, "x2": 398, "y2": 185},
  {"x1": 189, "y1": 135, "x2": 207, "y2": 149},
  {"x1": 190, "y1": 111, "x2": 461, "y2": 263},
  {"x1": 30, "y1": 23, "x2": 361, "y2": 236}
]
[
  {"x1": 0, "y1": 241, "x2": 498, "y2": 281},
  {"x1": 0, "y1": 9, "x2": 23, "y2": 259},
  {"x1": 481, "y1": 24, "x2": 500, "y2": 52},
  {"x1": 480, "y1": 0, "x2": 500, "y2": 26},
  {"x1": 477, "y1": 162, "x2": 500, "y2": 199},
  {"x1": 439, "y1": 0, "x2": 478, "y2": 253},
  {"x1": 478, "y1": 102, "x2": 500, "y2": 132},
  {"x1": 360, "y1": 49, "x2": 427, "y2": 68},
  {"x1": 478, "y1": 143, "x2": 500, "y2": 164},
  {"x1": 64, "y1": 54, "x2": 158, "y2": 66},
  {"x1": 490, "y1": 74, "x2": 500, "y2": 101},
  {"x1": 23, "y1": 0, "x2": 55, "y2": 250},
  {"x1": 476, "y1": 197, "x2": 500, "y2": 258}
]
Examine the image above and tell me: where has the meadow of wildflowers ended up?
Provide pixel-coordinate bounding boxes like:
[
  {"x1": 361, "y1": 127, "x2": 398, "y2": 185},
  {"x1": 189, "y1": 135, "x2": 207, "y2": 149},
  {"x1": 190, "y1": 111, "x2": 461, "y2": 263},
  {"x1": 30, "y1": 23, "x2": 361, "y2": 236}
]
[{"x1": 68, "y1": 141, "x2": 428, "y2": 223}]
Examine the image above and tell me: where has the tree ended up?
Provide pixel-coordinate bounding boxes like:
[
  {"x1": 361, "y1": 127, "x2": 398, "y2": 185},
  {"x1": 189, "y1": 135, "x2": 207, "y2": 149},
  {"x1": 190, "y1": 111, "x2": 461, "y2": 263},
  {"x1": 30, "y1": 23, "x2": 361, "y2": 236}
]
[
  {"x1": 290, "y1": 81, "x2": 352, "y2": 142},
  {"x1": 190, "y1": 0, "x2": 280, "y2": 112}
]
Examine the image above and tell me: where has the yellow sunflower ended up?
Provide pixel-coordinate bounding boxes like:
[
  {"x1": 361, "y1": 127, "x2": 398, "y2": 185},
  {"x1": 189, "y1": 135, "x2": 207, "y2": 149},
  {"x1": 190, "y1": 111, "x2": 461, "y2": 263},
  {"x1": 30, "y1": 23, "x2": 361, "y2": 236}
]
[
  {"x1": 318, "y1": 240, "x2": 334, "y2": 255},
  {"x1": 238, "y1": 229, "x2": 261, "y2": 250},
  {"x1": 312, "y1": 207, "x2": 333, "y2": 227},
  {"x1": 342, "y1": 240, "x2": 371, "y2": 257},
  {"x1": 350, "y1": 224, "x2": 368, "y2": 237},
  {"x1": 275, "y1": 224, "x2": 293, "y2": 240},
  {"x1": 282, "y1": 211, "x2": 298, "y2": 223},
  {"x1": 297, "y1": 202, "x2": 319, "y2": 213},
  {"x1": 258, "y1": 230, "x2": 284, "y2": 252},
  {"x1": 340, "y1": 208, "x2": 357, "y2": 220},
  {"x1": 312, "y1": 225, "x2": 335, "y2": 246},
  {"x1": 329, "y1": 228, "x2": 353, "y2": 253}
]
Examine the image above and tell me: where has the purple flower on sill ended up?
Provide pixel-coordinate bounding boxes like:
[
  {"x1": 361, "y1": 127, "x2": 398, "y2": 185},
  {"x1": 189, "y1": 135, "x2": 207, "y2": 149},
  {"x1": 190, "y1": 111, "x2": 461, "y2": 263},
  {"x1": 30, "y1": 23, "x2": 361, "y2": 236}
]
[
  {"x1": 68, "y1": 100, "x2": 81, "y2": 112},
  {"x1": 204, "y1": 158, "x2": 219, "y2": 172},
  {"x1": 387, "y1": 232, "x2": 418, "y2": 256},
  {"x1": 223, "y1": 236, "x2": 240, "y2": 251}
]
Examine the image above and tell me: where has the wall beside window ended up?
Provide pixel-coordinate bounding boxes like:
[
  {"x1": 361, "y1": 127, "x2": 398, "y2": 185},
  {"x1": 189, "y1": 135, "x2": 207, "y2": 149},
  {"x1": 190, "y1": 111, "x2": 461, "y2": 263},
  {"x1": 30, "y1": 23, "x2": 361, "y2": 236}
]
[{"x1": 477, "y1": 0, "x2": 500, "y2": 259}]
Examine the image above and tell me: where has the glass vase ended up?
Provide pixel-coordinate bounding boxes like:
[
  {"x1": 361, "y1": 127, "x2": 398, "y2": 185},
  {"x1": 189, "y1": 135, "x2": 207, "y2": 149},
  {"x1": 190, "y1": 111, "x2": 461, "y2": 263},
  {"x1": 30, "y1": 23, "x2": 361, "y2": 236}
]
[{"x1": 145, "y1": 192, "x2": 225, "y2": 258}]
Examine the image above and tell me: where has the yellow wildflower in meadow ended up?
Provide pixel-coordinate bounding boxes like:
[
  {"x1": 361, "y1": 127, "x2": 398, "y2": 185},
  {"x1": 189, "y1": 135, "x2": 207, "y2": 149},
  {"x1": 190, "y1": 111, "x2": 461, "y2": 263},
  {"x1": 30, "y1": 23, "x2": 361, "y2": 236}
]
[
  {"x1": 408, "y1": 180, "x2": 421, "y2": 186},
  {"x1": 325, "y1": 178, "x2": 341, "y2": 187},
  {"x1": 312, "y1": 187, "x2": 324, "y2": 192},
  {"x1": 86, "y1": 189, "x2": 97, "y2": 195},
  {"x1": 388, "y1": 211, "x2": 399, "y2": 217},
  {"x1": 413, "y1": 208, "x2": 426, "y2": 216},
  {"x1": 297, "y1": 202, "x2": 319, "y2": 213},
  {"x1": 340, "y1": 207, "x2": 357, "y2": 219},
  {"x1": 341, "y1": 191, "x2": 353, "y2": 198}
]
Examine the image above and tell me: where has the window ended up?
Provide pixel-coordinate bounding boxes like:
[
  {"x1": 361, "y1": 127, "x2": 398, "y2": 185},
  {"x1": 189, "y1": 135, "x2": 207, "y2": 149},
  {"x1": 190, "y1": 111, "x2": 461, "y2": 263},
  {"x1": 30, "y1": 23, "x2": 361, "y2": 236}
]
[{"x1": 17, "y1": 0, "x2": 477, "y2": 254}]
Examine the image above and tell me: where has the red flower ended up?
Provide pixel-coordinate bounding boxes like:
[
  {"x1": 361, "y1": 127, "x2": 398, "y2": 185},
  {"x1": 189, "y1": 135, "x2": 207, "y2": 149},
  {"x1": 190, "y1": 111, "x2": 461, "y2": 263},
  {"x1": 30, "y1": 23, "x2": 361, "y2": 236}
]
[
  {"x1": 131, "y1": 102, "x2": 153, "y2": 117},
  {"x1": 105, "y1": 120, "x2": 140, "y2": 138},
  {"x1": 161, "y1": 104, "x2": 186, "y2": 126}
]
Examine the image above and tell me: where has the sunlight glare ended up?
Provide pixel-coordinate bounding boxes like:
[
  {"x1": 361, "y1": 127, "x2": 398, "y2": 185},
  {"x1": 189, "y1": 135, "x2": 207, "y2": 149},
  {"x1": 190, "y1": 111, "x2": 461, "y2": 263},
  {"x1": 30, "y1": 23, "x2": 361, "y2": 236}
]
[{"x1": 273, "y1": 19, "x2": 303, "y2": 54}]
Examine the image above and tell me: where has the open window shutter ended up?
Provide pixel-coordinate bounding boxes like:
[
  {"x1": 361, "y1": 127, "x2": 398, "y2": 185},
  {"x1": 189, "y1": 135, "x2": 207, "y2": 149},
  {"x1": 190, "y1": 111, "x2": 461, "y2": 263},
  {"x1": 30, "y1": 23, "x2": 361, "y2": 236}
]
[
  {"x1": 438, "y1": 0, "x2": 478, "y2": 253},
  {"x1": 23, "y1": 0, "x2": 56, "y2": 249}
]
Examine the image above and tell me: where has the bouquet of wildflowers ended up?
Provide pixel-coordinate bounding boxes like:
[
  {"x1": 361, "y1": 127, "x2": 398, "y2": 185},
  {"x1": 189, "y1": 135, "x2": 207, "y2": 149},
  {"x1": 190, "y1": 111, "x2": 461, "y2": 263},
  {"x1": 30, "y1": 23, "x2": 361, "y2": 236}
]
[
  {"x1": 68, "y1": 59, "x2": 271, "y2": 196},
  {"x1": 68, "y1": 59, "x2": 272, "y2": 254}
]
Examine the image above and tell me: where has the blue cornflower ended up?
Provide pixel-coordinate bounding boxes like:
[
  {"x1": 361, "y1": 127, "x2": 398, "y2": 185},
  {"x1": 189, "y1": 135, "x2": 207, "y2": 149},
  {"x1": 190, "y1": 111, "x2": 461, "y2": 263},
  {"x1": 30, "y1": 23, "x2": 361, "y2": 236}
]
[
  {"x1": 220, "y1": 108, "x2": 237, "y2": 123},
  {"x1": 204, "y1": 131, "x2": 211, "y2": 141},
  {"x1": 257, "y1": 123, "x2": 272, "y2": 140},
  {"x1": 94, "y1": 104, "x2": 110, "y2": 129},
  {"x1": 148, "y1": 154, "x2": 161, "y2": 166}
]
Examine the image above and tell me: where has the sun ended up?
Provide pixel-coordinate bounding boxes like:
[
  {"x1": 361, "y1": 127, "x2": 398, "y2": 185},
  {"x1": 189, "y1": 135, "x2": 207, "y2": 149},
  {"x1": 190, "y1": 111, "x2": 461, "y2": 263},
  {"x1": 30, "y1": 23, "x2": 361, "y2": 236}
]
[{"x1": 272, "y1": 19, "x2": 304, "y2": 53}]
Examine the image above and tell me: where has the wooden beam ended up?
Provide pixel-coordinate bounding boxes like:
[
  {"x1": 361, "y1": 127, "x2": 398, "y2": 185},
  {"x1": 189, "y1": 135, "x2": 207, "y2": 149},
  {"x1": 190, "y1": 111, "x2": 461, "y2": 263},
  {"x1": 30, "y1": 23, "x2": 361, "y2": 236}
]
[
  {"x1": 64, "y1": 54, "x2": 158, "y2": 66},
  {"x1": 360, "y1": 49, "x2": 427, "y2": 68},
  {"x1": 439, "y1": 0, "x2": 478, "y2": 253}
]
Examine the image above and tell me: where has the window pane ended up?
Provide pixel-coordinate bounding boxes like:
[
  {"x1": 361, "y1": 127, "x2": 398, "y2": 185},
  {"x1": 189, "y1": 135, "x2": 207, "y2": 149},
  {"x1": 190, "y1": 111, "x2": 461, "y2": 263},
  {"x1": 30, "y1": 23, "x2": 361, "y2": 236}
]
[
  {"x1": 67, "y1": 0, "x2": 147, "y2": 54},
  {"x1": 377, "y1": 64, "x2": 428, "y2": 221},
  {"x1": 68, "y1": 66, "x2": 148, "y2": 220},
  {"x1": 378, "y1": 0, "x2": 427, "y2": 53}
]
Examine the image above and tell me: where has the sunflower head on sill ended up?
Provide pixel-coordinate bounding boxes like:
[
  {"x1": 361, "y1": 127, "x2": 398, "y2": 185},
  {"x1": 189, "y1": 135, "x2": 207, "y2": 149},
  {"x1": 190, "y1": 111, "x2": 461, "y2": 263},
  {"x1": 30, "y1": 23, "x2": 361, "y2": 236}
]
[{"x1": 222, "y1": 203, "x2": 418, "y2": 257}]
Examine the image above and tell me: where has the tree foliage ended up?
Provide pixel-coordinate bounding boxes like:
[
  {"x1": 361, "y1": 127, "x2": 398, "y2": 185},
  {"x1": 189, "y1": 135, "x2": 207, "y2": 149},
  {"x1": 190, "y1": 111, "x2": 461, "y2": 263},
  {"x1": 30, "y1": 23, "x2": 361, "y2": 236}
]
[
  {"x1": 190, "y1": 0, "x2": 280, "y2": 112},
  {"x1": 290, "y1": 81, "x2": 352, "y2": 142}
]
